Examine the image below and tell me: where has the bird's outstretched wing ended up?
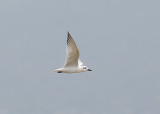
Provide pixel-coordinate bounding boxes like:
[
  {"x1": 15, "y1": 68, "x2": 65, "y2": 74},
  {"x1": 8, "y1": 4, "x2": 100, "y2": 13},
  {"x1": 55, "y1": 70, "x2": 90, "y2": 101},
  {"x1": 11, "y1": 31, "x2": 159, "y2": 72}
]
[{"x1": 64, "y1": 32, "x2": 79, "y2": 67}]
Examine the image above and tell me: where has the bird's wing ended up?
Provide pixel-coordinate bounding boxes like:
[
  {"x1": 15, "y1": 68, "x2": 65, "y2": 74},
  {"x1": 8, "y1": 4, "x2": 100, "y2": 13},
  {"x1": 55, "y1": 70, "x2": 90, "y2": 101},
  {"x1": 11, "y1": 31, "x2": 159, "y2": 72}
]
[
  {"x1": 64, "y1": 32, "x2": 79, "y2": 67},
  {"x1": 78, "y1": 59, "x2": 84, "y2": 66}
]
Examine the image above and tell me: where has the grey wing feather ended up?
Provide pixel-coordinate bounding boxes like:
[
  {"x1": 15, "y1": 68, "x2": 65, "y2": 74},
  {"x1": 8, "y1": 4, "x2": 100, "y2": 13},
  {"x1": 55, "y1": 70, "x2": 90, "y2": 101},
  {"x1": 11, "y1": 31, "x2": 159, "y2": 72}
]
[{"x1": 64, "y1": 32, "x2": 79, "y2": 67}]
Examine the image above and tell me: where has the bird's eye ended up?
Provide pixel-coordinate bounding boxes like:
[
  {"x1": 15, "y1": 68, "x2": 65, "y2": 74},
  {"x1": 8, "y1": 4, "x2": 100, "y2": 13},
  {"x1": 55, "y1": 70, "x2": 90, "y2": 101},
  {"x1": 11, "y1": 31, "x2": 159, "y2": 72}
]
[{"x1": 83, "y1": 67, "x2": 87, "y2": 69}]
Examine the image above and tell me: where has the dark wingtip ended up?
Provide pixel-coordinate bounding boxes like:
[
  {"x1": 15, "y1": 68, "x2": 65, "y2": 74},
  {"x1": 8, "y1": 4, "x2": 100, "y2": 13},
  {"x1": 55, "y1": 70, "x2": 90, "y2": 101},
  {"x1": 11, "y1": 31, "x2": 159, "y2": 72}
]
[
  {"x1": 67, "y1": 31, "x2": 71, "y2": 40},
  {"x1": 58, "y1": 71, "x2": 62, "y2": 73}
]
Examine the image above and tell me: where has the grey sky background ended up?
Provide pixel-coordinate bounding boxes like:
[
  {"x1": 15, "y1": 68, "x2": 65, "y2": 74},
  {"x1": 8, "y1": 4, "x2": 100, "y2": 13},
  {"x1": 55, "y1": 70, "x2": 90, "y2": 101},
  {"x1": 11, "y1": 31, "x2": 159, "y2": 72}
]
[{"x1": 0, "y1": 0, "x2": 160, "y2": 114}]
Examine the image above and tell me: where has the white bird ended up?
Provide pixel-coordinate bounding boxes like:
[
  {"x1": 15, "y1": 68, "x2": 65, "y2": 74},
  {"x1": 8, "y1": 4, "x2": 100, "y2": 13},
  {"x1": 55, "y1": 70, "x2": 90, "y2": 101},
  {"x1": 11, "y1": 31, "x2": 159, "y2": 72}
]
[{"x1": 53, "y1": 32, "x2": 92, "y2": 73}]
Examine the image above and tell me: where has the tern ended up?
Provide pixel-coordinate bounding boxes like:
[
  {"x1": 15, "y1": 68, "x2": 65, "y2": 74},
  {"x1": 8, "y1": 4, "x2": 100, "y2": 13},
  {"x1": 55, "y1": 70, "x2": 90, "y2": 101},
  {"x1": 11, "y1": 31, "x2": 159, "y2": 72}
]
[{"x1": 53, "y1": 32, "x2": 92, "y2": 73}]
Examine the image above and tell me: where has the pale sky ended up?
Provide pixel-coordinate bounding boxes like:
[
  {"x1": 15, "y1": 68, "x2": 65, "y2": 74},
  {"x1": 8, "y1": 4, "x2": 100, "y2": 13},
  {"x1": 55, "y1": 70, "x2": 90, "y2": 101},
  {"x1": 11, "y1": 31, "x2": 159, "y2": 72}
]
[{"x1": 0, "y1": 0, "x2": 160, "y2": 114}]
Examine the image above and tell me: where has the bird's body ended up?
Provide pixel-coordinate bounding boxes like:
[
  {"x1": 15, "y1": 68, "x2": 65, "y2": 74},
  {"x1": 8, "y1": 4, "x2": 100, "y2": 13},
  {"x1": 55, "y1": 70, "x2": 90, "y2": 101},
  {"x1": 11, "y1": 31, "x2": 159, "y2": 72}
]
[
  {"x1": 53, "y1": 32, "x2": 92, "y2": 73},
  {"x1": 54, "y1": 67, "x2": 85, "y2": 73}
]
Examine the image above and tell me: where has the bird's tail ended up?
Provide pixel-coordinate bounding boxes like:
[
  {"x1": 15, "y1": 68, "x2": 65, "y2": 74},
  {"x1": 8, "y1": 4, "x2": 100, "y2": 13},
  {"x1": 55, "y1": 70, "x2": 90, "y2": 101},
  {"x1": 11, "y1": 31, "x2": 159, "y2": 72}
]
[
  {"x1": 51, "y1": 69, "x2": 58, "y2": 72},
  {"x1": 51, "y1": 69, "x2": 62, "y2": 73}
]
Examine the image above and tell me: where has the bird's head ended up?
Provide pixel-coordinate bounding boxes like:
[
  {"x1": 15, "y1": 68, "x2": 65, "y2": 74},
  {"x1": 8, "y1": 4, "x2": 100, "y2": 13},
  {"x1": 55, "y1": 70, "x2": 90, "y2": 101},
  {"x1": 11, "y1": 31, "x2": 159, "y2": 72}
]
[{"x1": 80, "y1": 66, "x2": 92, "y2": 72}]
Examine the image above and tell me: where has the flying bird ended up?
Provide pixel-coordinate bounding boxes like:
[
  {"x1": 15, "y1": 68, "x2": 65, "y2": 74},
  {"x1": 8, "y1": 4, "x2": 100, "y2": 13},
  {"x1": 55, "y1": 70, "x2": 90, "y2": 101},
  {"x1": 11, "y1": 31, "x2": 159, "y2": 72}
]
[{"x1": 53, "y1": 32, "x2": 92, "y2": 73}]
